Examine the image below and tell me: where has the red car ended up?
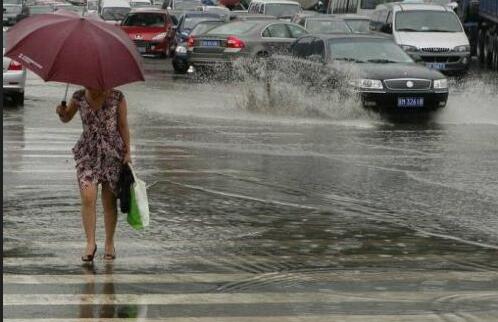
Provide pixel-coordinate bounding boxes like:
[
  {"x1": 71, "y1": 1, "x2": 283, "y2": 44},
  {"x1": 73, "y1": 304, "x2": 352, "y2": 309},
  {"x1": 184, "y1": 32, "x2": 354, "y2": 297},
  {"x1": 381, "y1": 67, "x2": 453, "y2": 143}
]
[{"x1": 121, "y1": 8, "x2": 175, "y2": 57}]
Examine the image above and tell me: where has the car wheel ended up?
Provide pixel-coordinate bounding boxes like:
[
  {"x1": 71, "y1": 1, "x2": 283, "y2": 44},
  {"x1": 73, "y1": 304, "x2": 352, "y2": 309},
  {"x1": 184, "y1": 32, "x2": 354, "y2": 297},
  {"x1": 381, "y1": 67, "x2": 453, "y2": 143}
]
[
  {"x1": 13, "y1": 92, "x2": 24, "y2": 106},
  {"x1": 476, "y1": 29, "x2": 485, "y2": 65}
]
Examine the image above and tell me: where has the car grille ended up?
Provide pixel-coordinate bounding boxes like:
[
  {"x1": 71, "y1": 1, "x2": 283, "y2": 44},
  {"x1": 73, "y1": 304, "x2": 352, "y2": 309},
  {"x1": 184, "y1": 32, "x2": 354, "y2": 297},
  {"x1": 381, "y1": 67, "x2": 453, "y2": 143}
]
[
  {"x1": 384, "y1": 79, "x2": 432, "y2": 90},
  {"x1": 421, "y1": 56, "x2": 461, "y2": 63},
  {"x1": 133, "y1": 40, "x2": 151, "y2": 49},
  {"x1": 421, "y1": 47, "x2": 450, "y2": 53}
]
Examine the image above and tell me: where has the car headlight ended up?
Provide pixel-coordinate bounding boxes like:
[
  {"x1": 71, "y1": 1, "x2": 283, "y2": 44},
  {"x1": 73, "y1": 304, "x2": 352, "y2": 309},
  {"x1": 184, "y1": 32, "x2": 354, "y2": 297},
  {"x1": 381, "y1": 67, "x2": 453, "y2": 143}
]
[
  {"x1": 352, "y1": 79, "x2": 383, "y2": 90},
  {"x1": 152, "y1": 32, "x2": 167, "y2": 41},
  {"x1": 175, "y1": 45, "x2": 187, "y2": 54},
  {"x1": 401, "y1": 45, "x2": 418, "y2": 52},
  {"x1": 433, "y1": 78, "x2": 448, "y2": 89},
  {"x1": 453, "y1": 45, "x2": 470, "y2": 52}
]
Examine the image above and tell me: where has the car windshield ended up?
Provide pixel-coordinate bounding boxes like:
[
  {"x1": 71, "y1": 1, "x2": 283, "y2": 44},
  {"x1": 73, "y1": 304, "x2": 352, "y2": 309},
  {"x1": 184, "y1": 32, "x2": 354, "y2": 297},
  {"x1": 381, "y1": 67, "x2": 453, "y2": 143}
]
[
  {"x1": 4, "y1": 0, "x2": 22, "y2": 5},
  {"x1": 184, "y1": 16, "x2": 221, "y2": 29},
  {"x1": 395, "y1": 10, "x2": 463, "y2": 32},
  {"x1": 328, "y1": 38, "x2": 414, "y2": 64},
  {"x1": 265, "y1": 4, "x2": 300, "y2": 18},
  {"x1": 344, "y1": 19, "x2": 370, "y2": 32},
  {"x1": 29, "y1": 5, "x2": 54, "y2": 14},
  {"x1": 306, "y1": 19, "x2": 351, "y2": 34},
  {"x1": 122, "y1": 13, "x2": 165, "y2": 26},
  {"x1": 101, "y1": 7, "x2": 131, "y2": 21},
  {"x1": 207, "y1": 21, "x2": 258, "y2": 35},
  {"x1": 190, "y1": 21, "x2": 223, "y2": 36}
]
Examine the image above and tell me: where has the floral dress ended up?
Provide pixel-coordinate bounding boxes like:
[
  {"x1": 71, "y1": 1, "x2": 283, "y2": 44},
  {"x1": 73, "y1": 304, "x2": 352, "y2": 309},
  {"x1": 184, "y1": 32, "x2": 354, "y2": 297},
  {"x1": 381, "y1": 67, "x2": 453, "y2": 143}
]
[{"x1": 71, "y1": 89, "x2": 125, "y2": 195}]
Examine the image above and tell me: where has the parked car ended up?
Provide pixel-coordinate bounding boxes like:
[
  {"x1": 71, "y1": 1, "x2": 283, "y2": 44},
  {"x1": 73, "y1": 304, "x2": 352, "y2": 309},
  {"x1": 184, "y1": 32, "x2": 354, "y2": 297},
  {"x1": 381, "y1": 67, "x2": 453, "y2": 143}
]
[
  {"x1": 248, "y1": 0, "x2": 302, "y2": 20},
  {"x1": 99, "y1": 0, "x2": 131, "y2": 24},
  {"x1": 3, "y1": 0, "x2": 30, "y2": 26},
  {"x1": 187, "y1": 19, "x2": 308, "y2": 69},
  {"x1": 294, "y1": 15, "x2": 352, "y2": 33},
  {"x1": 130, "y1": 0, "x2": 153, "y2": 8},
  {"x1": 121, "y1": 8, "x2": 176, "y2": 57},
  {"x1": 3, "y1": 28, "x2": 27, "y2": 105},
  {"x1": 371, "y1": 2, "x2": 470, "y2": 74},
  {"x1": 286, "y1": 34, "x2": 448, "y2": 112},
  {"x1": 172, "y1": 19, "x2": 224, "y2": 73},
  {"x1": 340, "y1": 14, "x2": 370, "y2": 33},
  {"x1": 173, "y1": 11, "x2": 227, "y2": 50}
]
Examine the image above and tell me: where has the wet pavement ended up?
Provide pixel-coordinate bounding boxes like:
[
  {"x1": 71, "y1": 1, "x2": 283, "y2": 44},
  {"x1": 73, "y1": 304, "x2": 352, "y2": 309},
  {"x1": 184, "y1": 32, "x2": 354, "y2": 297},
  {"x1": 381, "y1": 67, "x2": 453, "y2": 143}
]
[{"x1": 3, "y1": 58, "x2": 498, "y2": 321}]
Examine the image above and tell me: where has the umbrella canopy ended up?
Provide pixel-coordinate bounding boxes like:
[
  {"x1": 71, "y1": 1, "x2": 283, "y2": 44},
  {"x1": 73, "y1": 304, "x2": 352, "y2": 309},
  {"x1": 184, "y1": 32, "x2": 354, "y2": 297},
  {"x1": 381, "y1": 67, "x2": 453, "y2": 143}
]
[{"x1": 5, "y1": 10, "x2": 144, "y2": 90}]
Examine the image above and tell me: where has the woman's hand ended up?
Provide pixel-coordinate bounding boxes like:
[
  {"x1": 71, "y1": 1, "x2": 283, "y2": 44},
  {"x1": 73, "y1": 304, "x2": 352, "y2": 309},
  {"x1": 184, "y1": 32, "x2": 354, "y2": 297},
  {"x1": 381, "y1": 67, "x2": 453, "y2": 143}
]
[
  {"x1": 123, "y1": 151, "x2": 132, "y2": 164},
  {"x1": 56, "y1": 100, "x2": 78, "y2": 123},
  {"x1": 56, "y1": 104, "x2": 66, "y2": 118}
]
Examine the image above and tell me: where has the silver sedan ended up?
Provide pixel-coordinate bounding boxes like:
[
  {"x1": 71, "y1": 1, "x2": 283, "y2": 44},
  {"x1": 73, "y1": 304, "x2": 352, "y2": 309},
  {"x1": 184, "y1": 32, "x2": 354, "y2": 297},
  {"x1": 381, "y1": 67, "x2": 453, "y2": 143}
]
[{"x1": 187, "y1": 19, "x2": 308, "y2": 68}]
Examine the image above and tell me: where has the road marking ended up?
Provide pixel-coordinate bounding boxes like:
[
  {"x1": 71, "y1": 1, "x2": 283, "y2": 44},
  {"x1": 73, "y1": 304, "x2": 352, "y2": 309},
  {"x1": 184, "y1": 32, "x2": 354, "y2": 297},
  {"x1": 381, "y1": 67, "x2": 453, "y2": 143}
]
[
  {"x1": 4, "y1": 271, "x2": 498, "y2": 284},
  {"x1": 4, "y1": 291, "x2": 498, "y2": 306}
]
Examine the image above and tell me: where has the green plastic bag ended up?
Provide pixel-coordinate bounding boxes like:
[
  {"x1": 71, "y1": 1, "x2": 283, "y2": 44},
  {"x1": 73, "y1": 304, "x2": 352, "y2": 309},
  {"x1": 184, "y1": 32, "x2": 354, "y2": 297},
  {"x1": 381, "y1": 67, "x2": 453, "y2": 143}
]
[{"x1": 127, "y1": 164, "x2": 150, "y2": 230}]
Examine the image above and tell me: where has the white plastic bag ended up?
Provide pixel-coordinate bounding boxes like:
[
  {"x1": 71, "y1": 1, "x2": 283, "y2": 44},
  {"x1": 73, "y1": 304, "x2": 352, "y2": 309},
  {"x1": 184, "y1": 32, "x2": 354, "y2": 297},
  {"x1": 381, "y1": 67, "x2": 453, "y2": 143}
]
[{"x1": 127, "y1": 164, "x2": 150, "y2": 229}]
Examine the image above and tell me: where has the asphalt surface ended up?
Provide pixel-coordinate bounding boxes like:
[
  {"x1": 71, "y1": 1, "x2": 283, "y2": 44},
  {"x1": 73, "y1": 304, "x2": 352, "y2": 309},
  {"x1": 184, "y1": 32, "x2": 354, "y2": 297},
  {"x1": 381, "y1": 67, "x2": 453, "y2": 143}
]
[{"x1": 3, "y1": 57, "x2": 498, "y2": 321}]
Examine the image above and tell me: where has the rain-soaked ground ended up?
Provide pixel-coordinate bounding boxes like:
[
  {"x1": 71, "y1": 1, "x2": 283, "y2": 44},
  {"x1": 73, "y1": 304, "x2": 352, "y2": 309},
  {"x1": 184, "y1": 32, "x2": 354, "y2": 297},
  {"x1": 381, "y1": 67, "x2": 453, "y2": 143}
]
[{"x1": 3, "y1": 58, "x2": 498, "y2": 321}]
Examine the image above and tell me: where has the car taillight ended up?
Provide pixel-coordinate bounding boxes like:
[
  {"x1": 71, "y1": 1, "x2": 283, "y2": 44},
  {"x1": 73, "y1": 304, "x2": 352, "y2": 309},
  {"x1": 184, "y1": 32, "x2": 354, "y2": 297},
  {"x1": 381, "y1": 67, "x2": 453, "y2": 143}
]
[
  {"x1": 187, "y1": 36, "x2": 195, "y2": 48},
  {"x1": 226, "y1": 36, "x2": 245, "y2": 49},
  {"x1": 8, "y1": 60, "x2": 23, "y2": 71}
]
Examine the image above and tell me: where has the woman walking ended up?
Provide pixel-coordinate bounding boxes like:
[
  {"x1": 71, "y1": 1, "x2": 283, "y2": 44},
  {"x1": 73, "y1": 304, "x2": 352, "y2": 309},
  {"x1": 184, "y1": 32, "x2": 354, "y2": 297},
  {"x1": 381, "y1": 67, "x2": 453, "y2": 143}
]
[{"x1": 56, "y1": 88, "x2": 132, "y2": 262}]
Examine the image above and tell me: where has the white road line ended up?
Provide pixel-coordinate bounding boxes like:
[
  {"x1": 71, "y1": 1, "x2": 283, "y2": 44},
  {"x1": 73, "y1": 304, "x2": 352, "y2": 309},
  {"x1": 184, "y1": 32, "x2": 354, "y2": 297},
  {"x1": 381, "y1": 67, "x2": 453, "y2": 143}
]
[
  {"x1": 3, "y1": 273, "x2": 253, "y2": 284},
  {"x1": 4, "y1": 271, "x2": 498, "y2": 284},
  {"x1": 4, "y1": 292, "x2": 498, "y2": 306}
]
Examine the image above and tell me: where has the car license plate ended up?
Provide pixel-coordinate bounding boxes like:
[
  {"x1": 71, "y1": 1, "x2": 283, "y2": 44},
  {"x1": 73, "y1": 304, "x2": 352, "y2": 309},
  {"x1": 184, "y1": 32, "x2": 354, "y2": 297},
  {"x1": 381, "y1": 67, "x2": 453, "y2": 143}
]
[
  {"x1": 398, "y1": 97, "x2": 424, "y2": 108},
  {"x1": 426, "y1": 63, "x2": 446, "y2": 70},
  {"x1": 201, "y1": 40, "x2": 219, "y2": 47},
  {"x1": 137, "y1": 46, "x2": 146, "y2": 53}
]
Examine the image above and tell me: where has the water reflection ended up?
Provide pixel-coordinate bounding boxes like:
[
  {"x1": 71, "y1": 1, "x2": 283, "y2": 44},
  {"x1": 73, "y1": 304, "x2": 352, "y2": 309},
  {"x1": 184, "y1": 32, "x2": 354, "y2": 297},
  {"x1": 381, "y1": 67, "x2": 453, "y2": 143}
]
[{"x1": 80, "y1": 263, "x2": 147, "y2": 319}]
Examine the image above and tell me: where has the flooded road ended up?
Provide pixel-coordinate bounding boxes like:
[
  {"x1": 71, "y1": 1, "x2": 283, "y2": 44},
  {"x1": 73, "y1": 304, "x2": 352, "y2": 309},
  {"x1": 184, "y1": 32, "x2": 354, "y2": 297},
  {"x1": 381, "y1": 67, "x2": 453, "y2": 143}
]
[{"x1": 3, "y1": 58, "x2": 498, "y2": 321}]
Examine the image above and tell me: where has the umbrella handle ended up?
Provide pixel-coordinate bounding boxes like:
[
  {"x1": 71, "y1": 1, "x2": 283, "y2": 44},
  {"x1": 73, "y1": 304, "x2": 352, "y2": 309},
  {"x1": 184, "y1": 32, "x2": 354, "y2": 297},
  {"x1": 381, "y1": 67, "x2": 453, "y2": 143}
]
[{"x1": 61, "y1": 84, "x2": 69, "y2": 107}]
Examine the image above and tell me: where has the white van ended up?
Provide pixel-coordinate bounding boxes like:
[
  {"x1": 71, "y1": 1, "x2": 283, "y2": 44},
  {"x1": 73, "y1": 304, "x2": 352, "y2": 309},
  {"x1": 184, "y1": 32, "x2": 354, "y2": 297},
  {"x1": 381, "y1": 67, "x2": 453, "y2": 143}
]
[
  {"x1": 99, "y1": 0, "x2": 131, "y2": 24},
  {"x1": 248, "y1": 0, "x2": 302, "y2": 20},
  {"x1": 327, "y1": 0, "x2": 400, "y2": 17},
  {"x1": 371, "y1": 2, "x2": 470, "y2": 73}
]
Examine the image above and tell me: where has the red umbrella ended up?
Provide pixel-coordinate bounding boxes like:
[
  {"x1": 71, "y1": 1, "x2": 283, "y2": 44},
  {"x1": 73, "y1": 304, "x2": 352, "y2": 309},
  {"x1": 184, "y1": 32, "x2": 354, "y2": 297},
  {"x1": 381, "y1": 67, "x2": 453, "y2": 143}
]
[{"x1": 5, "y1": 10, "x2": 144, "y2": 93}]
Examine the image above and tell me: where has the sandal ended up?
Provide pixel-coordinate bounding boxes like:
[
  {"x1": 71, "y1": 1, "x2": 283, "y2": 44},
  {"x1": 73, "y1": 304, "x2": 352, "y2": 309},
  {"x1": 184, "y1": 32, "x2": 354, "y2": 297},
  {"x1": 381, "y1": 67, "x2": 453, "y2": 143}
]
[
  {"x1": 103, "y1": 247, "x2": 116, "y2": 260},
  {"x1": 81, "y1": 245, "x2": 97, "y2": 263}
]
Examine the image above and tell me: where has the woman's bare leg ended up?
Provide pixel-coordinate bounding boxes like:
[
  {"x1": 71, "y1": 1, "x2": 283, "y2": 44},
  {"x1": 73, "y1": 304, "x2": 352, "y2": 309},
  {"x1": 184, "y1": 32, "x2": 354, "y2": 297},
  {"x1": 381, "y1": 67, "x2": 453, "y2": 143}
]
[
  {"x1": 79, "y1": 182, "x2": 98, "y2": 256},
  {"x1": 102, "y1": 183, "x2": 118, "y2": 256}
]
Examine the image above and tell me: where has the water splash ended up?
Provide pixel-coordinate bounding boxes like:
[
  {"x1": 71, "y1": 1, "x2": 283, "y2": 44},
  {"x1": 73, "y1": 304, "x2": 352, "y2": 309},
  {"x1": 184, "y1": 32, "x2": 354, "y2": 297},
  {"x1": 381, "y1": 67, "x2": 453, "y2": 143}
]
[
  {"x1": 231, "y1": 57, "x2": 376, "y2": 121},
  {"x1": 437, "y1": 73, "x2": 498, "y2": 125}
]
